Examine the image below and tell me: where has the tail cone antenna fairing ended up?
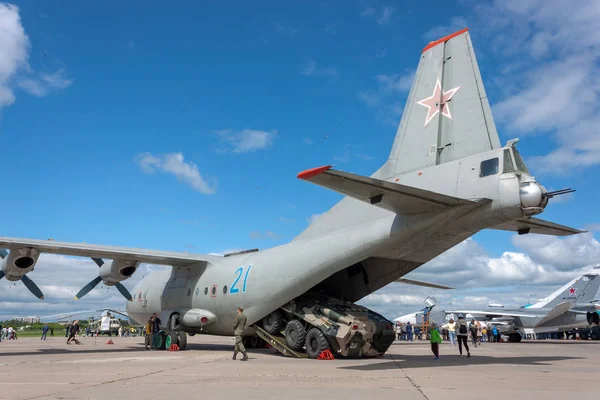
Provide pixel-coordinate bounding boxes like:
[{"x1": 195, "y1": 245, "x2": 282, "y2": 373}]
[
  {"x1": 75, "y1": 257, "x2": 133, "y2": 301},
  {"x1": 0, "y1": 248, "x2": 45, "y2": 300}
]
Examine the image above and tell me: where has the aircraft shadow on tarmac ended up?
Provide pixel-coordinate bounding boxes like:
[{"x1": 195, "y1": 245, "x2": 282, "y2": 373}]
[{"x1": 339, "y1": 354, "x2": 584, "y2": 370}]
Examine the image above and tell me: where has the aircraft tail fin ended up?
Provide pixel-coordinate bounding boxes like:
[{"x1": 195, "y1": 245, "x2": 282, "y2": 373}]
[
  {"x1": 379, "y1": 28, "x2": 501, "y2": 179},
  {"x1": 526, "y1": 267, "x2": 600, "y2": 309}
]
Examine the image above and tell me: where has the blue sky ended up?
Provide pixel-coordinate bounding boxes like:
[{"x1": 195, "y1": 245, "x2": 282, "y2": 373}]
[{"x1": 1, "y1": 0, "x2": 599, "y2": 320}]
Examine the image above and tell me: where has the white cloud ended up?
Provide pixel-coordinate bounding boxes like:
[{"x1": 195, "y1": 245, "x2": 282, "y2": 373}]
[
  {"x1": 249, "y1": 231, "x2": 281, "y2": 240},
  {"x1": 0, "y1": 3, "x2": 72, "y2": 113},
  {"x1": 214, "y1": 129, "x2": 276, "y2": 153},
  {"x1": 18, "y1": 68, "x2": 73, "y2": 97},
  {"x1": 0, "y1": 3, "x2": 29, "y2": 110},
  {"x1": 333, "y1": 148, "x2": 351, "y2": 163},
  {"x1": 306, "y1": 213, "x2": 324, "y2": 225},
  {"x1": 358, "y1": 233, "x2": 600, "y2": 319},
  {"x1": 360, "y1": 5, "x2": 396, "y2": 25},
  {"x1": 474, "y1": 0, "x2": 600, "y2": 175},
  {"x1": 300, "y1": 59, "x2": 338, "y2": 78},
  {"x1": 135, "y1": 152, "x2": 216, "y2": 195},
  {"x1": 302, "y1": 137, "x2": 314, "y2": 145},
  {"x1": 423, "y1": 16, "x2": 468, "y2": 41},
  {"x1": 375, "y1": 71, "x2": 415, "y2": 93},
  {"x1": 358, "y1": 69, "x2": 414, "y2": 126}
]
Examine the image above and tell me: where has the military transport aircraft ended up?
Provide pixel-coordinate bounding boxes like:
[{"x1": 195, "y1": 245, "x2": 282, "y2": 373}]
[
  {"x1": 0, "y1": 28, "x2": 584, "y2": 359},
  {"x1": 395, "y1": 267, "x2": 600, "y2": 342}
]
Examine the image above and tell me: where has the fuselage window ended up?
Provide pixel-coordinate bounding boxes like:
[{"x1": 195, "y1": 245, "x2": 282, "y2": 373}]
[
  {"x1": 480, "y1": 157, "x2": 499, "y2": 177},
  {"x1": 204, "y1": 287, "x2": 208, "y2": 295},
  {"x1": 513, "y1": 149, "x2": 530, "y2": 174},
  {"x1": 503, "y1": 149, "x2": 515, "y2": 173},
  {"x1": 223, "y1": 285, "x2": 228, "y2": 294},
  {"x1": 211, "y1": 286, "x2": 217, "y2": 296},
  {"x1": 195, "y1": 287, "x2": 199, "y2": 296},
  {"x1": 187, "y1": 288, "x2": 191, "y2": 296}
]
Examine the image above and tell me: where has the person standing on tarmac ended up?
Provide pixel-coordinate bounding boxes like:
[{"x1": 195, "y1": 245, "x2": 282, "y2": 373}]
[
  {"x1": 456, "y1": 314, "x2": 471, "y2": 358},
  {"x1": 232, "y1": 307, "x2": 248, "y2": 361},
  {"x1": 429, "y1": 321, "x2": 442, "y2": 360}
]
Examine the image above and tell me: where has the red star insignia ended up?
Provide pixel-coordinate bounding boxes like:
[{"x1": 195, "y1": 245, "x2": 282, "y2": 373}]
[
  {"x1": 416, "y1": 78, "x2": 461, "y2": 127},
  {"x1": 569, "y1": 287, "x2": 576, "y2": 295}
]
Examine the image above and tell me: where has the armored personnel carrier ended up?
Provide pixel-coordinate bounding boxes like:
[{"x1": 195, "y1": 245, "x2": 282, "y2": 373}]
[{"x1": 256, "y1": 293, "x2": 395, "y2": 359}]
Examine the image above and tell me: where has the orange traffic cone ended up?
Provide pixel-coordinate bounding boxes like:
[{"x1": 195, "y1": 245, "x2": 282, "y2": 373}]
[
  {"x1": 106, "y1": 340, "x2": 114, "y2": 345},
  {"x1": 168, "y1": 344, "x2": 180, "y2": 351}
]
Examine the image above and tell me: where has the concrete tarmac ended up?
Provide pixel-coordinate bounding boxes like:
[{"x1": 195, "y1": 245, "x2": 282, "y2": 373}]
[{"x1": 0, "y1": 335, "x2": 597, "y2": 399}]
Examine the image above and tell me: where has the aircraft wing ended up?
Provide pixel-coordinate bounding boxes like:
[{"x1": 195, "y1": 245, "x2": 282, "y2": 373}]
[
  {"x1": 394, "y1": 277, "x2": 454, "y2": 290},
  {"x1": 446, "y1": 310, "x2": 538, "y2": 318},
  {"x1": 298, "y1": 166, "x2": 488, "y2": 215},
  {"x1": 0, "y1": 237, "x2": 223, "y2": 267},
  {"x1": 492, "y1": 217, "x2": 583, "y2": 236},
  {"x1": 534, "y1": 301, "x2": 574, "y2": 327}
]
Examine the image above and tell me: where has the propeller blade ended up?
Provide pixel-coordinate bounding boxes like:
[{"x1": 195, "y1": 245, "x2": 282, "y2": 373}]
[
  {"x1": 0, "y1": 270, "x2": 5, "y2": 280},
  {"x1": 91, "y1": 258, "x2": 104, "y2": 267},
  {"x1": 21, "y1": 274, "x2": 44, "y2": 300},
  {"x1": 115, "y1": 282, "x2": 133, "y2": 301},
  {"x1": 0, "y1": 249, "x2": 7, "y2": 259},
  {"x1": 75, "y1": 276, "x2": 102, "y2": 300}
]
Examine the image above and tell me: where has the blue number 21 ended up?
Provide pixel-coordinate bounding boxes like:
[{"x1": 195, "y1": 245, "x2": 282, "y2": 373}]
[{"x1": 230, "y1": 265, "x2": 252, "y2": 294}]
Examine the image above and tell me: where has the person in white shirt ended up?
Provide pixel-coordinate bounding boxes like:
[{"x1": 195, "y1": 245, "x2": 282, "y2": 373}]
[{"x1": 442, "y1": 318, "x2": 457, "y2": 347}]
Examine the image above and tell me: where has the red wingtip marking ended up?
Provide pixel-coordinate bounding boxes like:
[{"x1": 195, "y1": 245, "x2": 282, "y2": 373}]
[
  {"x1": 297, "y1": 165, "x2": 332, "y2": 180},
  {"x1": 422, "y1": 27, "x2": 469, "y2": 53}
]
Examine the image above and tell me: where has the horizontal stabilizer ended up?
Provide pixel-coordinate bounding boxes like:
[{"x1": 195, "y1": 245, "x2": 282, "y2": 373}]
[
  {"x1": 492, "y1": 217, "x2": 583, "y2": 236},
  {"x1": 446, "y1": 310, "x2": 537, "y2": 318},
  {"x1": 394, "y1": 278, "x2": 453, "y2": 290},
  {"x1": 534, "y1": 301, "x2": 573, "y2": 327},
  {"x1": 298, "y1": 166, "x2": 486, "y2": 215}
]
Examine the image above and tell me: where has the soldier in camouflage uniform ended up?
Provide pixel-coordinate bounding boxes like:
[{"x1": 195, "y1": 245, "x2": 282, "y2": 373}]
[{"x1": 232, "y1": 307, "x2": 248, "y2": 361}]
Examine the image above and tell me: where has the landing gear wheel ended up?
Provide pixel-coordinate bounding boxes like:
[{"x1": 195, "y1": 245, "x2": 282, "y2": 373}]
[
  {"x1": 262, "y1": 310, "x2": 285, "y2": 334},
  {"x1": 591, "y1": 331, "x2": 600, "y2": 340},
  {"x1": 508, "y1": 333, "x2": 522, "y2": 343},
  {"x1": 249, "y1": 335, "x2": 263, "y2": 349},
  {"x1": 305, "y1": 328, "x2": 330, "y2": 359},
  {"x1": 284, "y1": 320, "x2": 306, "y2": 351},
  {"x1": 177, "y1": 332, "x2": 187, "y2": 350},
  {"x1": 156, "y1": 331, "x2": 168, "y2": 350},
  {"x1": 580, "y1": 333, "x2": 589, "y2": 341},
  {"x1": 166, "y1": 331, "x2": 179, "y2": 348}
]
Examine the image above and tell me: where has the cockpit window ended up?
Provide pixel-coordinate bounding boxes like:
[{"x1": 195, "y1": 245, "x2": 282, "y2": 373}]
[
  {"x1": 513, "y1": 149, "x2": 530, "y2": 174},
  {"x1": 480, "y1": 157, "x2": 499, "y2": 177},
  {"x1": 503, "y1": 149, "x2": 515, "y2": 173}
]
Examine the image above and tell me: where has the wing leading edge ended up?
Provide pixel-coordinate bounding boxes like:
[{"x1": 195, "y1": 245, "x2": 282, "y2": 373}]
[
  {"x1": 0, "y1": 237, "x2": 223, "y2": 267},
  {"x1": 298, "y1": 166, "x2": 488, "y2": 215}
]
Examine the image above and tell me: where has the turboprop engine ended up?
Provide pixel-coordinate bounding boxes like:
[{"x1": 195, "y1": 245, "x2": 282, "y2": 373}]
[
  {"x1": 0, "y1": 248, "x2": 45, "y2": 299},
  {"x1": 74, "y1": 258, "x2": 139, "y2": 301}
]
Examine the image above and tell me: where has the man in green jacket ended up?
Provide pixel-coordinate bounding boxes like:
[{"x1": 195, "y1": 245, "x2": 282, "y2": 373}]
[{"x1": 232, "y1": 307, "x2": 248, "y2": 361}]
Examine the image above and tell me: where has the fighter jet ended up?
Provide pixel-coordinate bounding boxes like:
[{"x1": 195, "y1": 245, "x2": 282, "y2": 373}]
[
  {"x1": 0, "y1": 28, "x2": 584, "y2": 358},
  {"x1": 395, "y1": 267, "x2": 600, "y2": 342}
]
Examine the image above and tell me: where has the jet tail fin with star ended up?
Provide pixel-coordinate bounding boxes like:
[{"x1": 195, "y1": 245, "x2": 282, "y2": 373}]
[{"x1": 379, "y1": 28, "x2": 502, "y2": 179}]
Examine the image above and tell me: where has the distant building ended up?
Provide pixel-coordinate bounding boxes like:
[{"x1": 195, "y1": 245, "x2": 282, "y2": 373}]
[{"x1": 15, "y1": 316, "x2": 40, "y2": 323}]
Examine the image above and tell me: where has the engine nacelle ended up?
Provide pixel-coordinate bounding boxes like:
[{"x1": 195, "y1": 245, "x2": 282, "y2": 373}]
[
  {"x1": 99, "y1": 259, "x2": 140, "y2": 286},
  {"x1": 587, "y1": 311, "x2": 600, "y2": 326},
  {"x1": 0, "y1": 248, "x2": 40, "y2": 281}
]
